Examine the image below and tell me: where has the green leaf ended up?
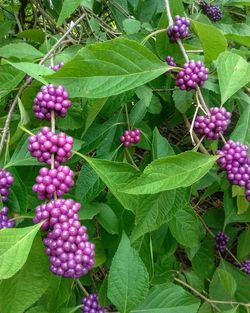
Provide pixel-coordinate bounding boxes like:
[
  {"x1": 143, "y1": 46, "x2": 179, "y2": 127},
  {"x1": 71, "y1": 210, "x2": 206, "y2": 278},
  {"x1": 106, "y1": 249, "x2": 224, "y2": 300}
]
[
  {"x1": 121, "y1": 152, "x2": 217, "y2": 195},
  {"x1": 8, "y1": 62, "x2": 54, "y2": 84},
  {"x1": 131, "y1": 188, "x2": 190, "y2": 242},
  {"x1": 123, "y1": 19, "x2": 141, "y2": 35},
  {"x1": 45, "y1": 276, "x2": 72, "y2": 313},
  {"x1": 135, "y1": 85, "x2": 153, "y2": 108},
  {"x1": 107, "y1": 233, "x2": 149, "y2": 313},
  {"x1": 0, "y1": 43, "x2": 43, "y2": 60},
  {"x1": 78, "y1": 155, "x2": 140, "y2": 212},
  {"x1": 219, "y1": 23, "x2": 250, "y2": 47},
  {"x1": 152, "y1": 127, "x2": 174, "y2": 160},
  {"x1": 224, "y1": 0, "x2": 250, "y2": 5},
  {"x1": 217, "y1": 52, "x2": 250, "y2": 104},
  {"x1": 45, "y1": 38, "x2": 168, "y2": 98},
  {"x1": 231, "y1": 105, "x2": 250, "y2": 148},
  {"x1": 191, "y1": 20, "x2": 227, "y2": 63},
  {"x1": 17, "y1": 29, "x2": 45, "y2": 43},
  {"x1": 173, "y1": 90, "x2": 193, "y2": 113},
  {"x1": 4, "y1": 135, "x2": 41, "y2": 168},
  {"x1": 130, "y1": 283, "x2": 200, "y2": 313},
  {"x1": 237, "y1": 228, "x2": 250, "y2": 261},
  {"x1": 57, "y1": 0, "x2": 83, "y2": 26},
  {"x1": 78, "y1": 202, "x2": 102, "y2": 220},
  {"x1": 0, "y1": 236, "x2": 51, "y2": 313},
  {"x1": 96, "y1": 203, "x2": 119, "y2": 235},
  {"x1": 83, "y1": 98, "x2": 107, "y2": 133},
  {"x1": 0, "y1": 65, "x2": 24, "y2": 100},
  {"x1": 169, "y1": 206, "x2": 203, "y2": 248},
  {"x1": 0, "y1": 224, "x2": 41, "y2": 279},
  {"x1": 93, "y1": 240, "x2": 106, "y2": 267},
  {"x1": 56, "y1": 103, "x2": 84, "y2": 130}
]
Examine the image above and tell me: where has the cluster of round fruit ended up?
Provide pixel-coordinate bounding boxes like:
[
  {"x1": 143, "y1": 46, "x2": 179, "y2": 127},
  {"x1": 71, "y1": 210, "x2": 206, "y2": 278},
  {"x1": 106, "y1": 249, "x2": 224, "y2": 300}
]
[
  {"x1": 167, "y1": 15, "x2": 190, "y2": 42},
  {"x1": 176, "y1": 60, "x2": 209, "y2": 90},
  {"x1": 32, "y1": 166, "x2": 74, "y2": 200},
  {"x1": 0, "y1": 168, "x2": 14, "y2": 202},
  {"x1": 242, "y1": 260, "x2": 250, "y2": 275},
  {"x1": 33, "y1": 84, "x2": 71, "y2": 120},
  {"x1": 194, "y1": 107, "x2": 231, "y2": 140},
  {"x1": 120, "y1": 129, "x2": 141, "y2": 147},
  {"x1": 217, "y1": 140, "x2": 250, "y2": 201},
  {"x1": 165, "y1": 56, "x2": 176, "y2": 67},
  {"x1": 0, "y1": 207, "x2": 15, "y2": 229},
  {"x1": 34, "y1": 199, "x2": 95, "y2": 278},
  {"x1": 82, "y1": 294, "x2": 106, "y2": 313},
  {"x1": 28, "y1": 127, "x2": 73, "y2": 168},
  {"x1": 200, "y1": 1, "x2": 223, "y2": 22},
  {"x1": 215, "y1": 231, "x2": 229, "y2": 253},
  {"x1": 49, "y1": 61, "x2": 64, "y2": 72}
]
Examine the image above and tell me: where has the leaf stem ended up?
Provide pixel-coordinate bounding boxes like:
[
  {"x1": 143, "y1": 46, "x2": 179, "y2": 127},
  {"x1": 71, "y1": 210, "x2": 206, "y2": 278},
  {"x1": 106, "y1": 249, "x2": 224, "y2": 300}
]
[
  {"x1": 76, "y1": 279, "x2": 89, "y2": 296},
  {"x1": 125, "y1": 149, "x2": 140, "y2": 171},
  {"x1": 141, "y1": 28, "x2": 167, "y2": 45}
]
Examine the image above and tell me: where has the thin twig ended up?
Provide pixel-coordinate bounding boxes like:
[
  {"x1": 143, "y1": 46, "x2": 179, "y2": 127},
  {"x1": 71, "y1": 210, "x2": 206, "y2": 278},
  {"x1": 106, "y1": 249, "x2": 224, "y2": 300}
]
[
  {"x1": 141, "y1": 28, "x2": 167, "y2": 45},
  {"x1": 76, "y1": 279, "x2": 89, "y2": 296},
  {"x1": 125, "y1": 149, "x2": 140, "y2": 171},
  {"x1": 124, "y1": 103, "x2": 130, "y2": 130},
  {"x1": 190, "y1": 105, "x2": 199, "y2": 145}
]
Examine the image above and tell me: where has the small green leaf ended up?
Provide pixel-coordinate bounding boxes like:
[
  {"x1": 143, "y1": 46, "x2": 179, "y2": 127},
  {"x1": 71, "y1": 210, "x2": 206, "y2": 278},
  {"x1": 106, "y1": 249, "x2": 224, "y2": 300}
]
[
  {"x1": 121, "y1": 152, "x2": 217, "y2": 195},
  {"x1": 96, "y1": 203, "x2": 119, "y2": 235},
  {"x1": 123, "y1": 19, "x2": 141, "y2": 34},
  {"x1": 231, "y1": 105, "x2": 250, "y2": 148},
  {"x1": 217, "y1": 52, "x2": 250, "y2": 104},
  {"x1": 173, "y1": 89, "x2": 193, "y2": 113},
  {"x1": 57, "y1": 0, "x2": 83, "y2": 26},
  {"x1": 152, "y1": 127, "x2": 174, "y2": 160},
  {"x1": 237, "y1": 228, "x2": 250, "y2": 261},
  {"x1": 45, "y1": 38, "x2": 168, "y2": 98},
  {"x1": 108, "y1": 233, "x2": 149, "y2": 313},
  {"x1": 17, "y1": 29, "x2": 45, "y2": 43},
  {"x1": 0, "y1": 43, "x2": 43, "y2": 60},
  {"x1": 131, "y1": 283, "x2": 200, "y2": 313},
  {"x1": 0, "y1": 224, "x2": 41, "y2": 279}
]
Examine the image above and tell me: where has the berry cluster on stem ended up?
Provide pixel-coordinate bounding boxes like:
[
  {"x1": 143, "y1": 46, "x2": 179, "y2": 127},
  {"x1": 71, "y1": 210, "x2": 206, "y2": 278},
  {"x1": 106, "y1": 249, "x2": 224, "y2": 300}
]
[
  {"x1": 0, "y1": 207, "x2": 15, "y2": 229},
  {"x1": 82, "y1": 294, "x2": 106, "y2": 313}
]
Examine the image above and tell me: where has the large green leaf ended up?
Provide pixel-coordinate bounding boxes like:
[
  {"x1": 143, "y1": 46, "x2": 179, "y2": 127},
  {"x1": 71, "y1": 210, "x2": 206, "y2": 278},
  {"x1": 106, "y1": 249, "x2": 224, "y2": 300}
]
[
  {"x1": 131, "y1": 188, "x2": 189, "y2": 242},
  {"x1": 219, "y1": 23, "x2": 250, "y2": 47},
  {"x1": 0, "y1": 65, "x2": 24, "y2": 100},
  {"x1": 0, "y1": 43, "x2": 43, "y2": 60},
  {"x1": 45, "y1": 38, "x2": 168, "y2": 98},
  {"x1": 152, "y1": 127, "x2": 174, "y2": 160},
  {"x1": 217, "y1": 52, "x2": 250, "y2": 104},
  {"x1": 231, "y1": 105, "x2": 250, "y2": 148},
  {"x1": 130, "y1": 283, "x2": 200, "y2": 313},
  {"x1": 121, "y1": 152, "x2": 217, "y2": 195},
  {"x1": 223, "y1": 0, "x2": 250, "y2": 5},
  {"x1": 191, "y1": 20, "x2": 227, "y2": 63},
  {"x1": 107, "y1": 233, "x2": 149, "y2": 313},
  {"x1": 0, "y1": 237, "x2": 51, "y2": 313},
  {"x1": 169, "y1": 206, "x2": 203, "y2": 248},
  {"x1": 0, "y1": 224, "x2": 41, "y2": 279}
]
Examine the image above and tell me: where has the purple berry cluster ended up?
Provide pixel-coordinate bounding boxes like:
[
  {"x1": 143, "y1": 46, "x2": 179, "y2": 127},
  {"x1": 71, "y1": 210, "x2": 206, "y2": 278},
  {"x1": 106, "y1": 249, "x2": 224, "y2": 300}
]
[
  {"x1": 0, "y1": 207, "x2": 15, "y2": 229},
  {"x1": 32, "y1": 166, "x2": 74, "y2": 200},
  {"x1": 33, "y1": 84, "x2": 72, "y2": 120},
  {"x1": 34, "y1": 199, "x2": 95, "y2": 278},
  {"x1": 167, "y1": 15, "x2": 190, "y2": 42},
  {"x1": 28, "y1": 127, "x2": 73, "y2": 168},
  {"x1": 82, "y1": 294, "x2": 106, "y2": 313},
  {"x1": 176, "y1": 60, "x2": 209, "y2": 90},
  {"x1": 120, "y1": 129, "x2": 141, "y2": 148},
  {"x1": 200, "y1": 1, "x2": 223, "y2": 22},
  {"x1": 215, "y1": 231, "x2": 229, "y2": 252},
  {"x1": 49, "y1": 61, "x2": 64, "y2": 72},
  {"x1": 217, "y1": 140, "x2": 249, "y2": 187},
  {"x1": 165, "y1": 56, "x2": 176, "y2": 67},
  {"x1": 0, "y1": 168, "x2": 14, "y2": 202},
  {"x1": 194, "y1": 107, "x2": 231, "y2": 140},
  {"x1": 242, "y1": 260, "x2": 250, "y2": 275}
]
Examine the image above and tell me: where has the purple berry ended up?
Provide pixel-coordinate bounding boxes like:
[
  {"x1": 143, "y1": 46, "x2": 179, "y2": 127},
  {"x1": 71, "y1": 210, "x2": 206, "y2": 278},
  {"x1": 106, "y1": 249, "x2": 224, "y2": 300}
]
[
  {"x1": 165, "y1": 56, "x2": 176, "y2": 67},
  {"x1": 215, "y1": 231, "x2": 229, "y2": 253},
  {"x1": 194, "y1": 107, "x2": 231, "y2": 140},
  {"x1": 82, "y1": 294, "x2": 106, "y2": 313},
  {"x1": 242, "y1": 260, "x2": 250, "y2": 275},
  {"x1": 200, "y1": 1, "x2": 223, "y2": 22},
  {"x1": 0, "y1": 207, "x2": 15, "y2": 229},
  {"x1": 28, "y1": 127, "x2": 73, "y2": 167},
  {"x1": 176, "y1": 60, "x2": 209, "y2": 90},
  {"x1": 0, "y1": 168, "x2": 14, "y2": 202},
  {"x1": 32, "y1": 166, "x2": 74, "y2": 200},
  {"x1": 33, "y1": 84, "x2": 71, "y2": 120},
  {"x1": 49, "y1": 61, "x2": 64, "y2": 72},
  {"x1": 167, "y1": 15, "x2": 190, "y2": 42},
  {"x1": 120, "y1": 129, "x2": 141, "y2": 147}
]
